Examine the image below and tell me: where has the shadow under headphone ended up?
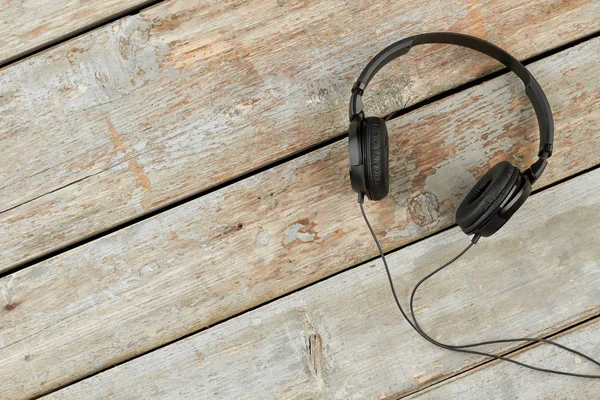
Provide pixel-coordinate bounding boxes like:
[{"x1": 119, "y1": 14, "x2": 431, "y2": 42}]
[{"x1": 348, "y1": 32, "x2": 554, "y2": 239}]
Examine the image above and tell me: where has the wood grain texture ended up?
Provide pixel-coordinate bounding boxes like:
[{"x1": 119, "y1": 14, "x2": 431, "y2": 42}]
[
  {"x1": 405, "y1": 321, "x2": 600, "y2": 399},
  {"x1": 1, "y1": 37, "x2": 600, "y2": 399},
  {"x1": 0, "y1": 0, "x2": 150, "y2": 66},
  {"x1": 2, "y1": 0, "x2": 600, "y2": 270},
  {"x1": 44, "y1": 168, "x2": 600, "y2": 399}
]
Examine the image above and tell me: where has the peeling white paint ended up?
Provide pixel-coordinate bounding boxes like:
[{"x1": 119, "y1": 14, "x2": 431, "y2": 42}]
[
  {"x1": 282, "y1": 223, "x2": 315, "y2": 245},
  {"x1": 255, "y1": 229, "x2": 270, "y2": 246}
]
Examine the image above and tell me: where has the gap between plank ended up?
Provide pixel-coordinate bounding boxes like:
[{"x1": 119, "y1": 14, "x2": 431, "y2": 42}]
[
  {"x1": 0, "y1": 0, "x2": 168, "y2": 71},
  {"x1": 33, "y1": 161, "x2": 600, "y2": 399},
  {"x1": 396, "y1": 313, "x2": 600, "y2": 400},
  {"x1": 3, "y1": 29, "x2": 600, "y2": 280}
]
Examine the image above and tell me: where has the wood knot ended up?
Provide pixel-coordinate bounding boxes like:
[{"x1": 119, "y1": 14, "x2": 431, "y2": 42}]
[
  {"x1": 408, "y1": 191, "x2": 439, "y2": 227},
  {"x1": 220, "y1": 222, "x2": 244, "y2": 237},
  {"x1": 4, "y1": 302, "x2": 19, "y2": 311}
]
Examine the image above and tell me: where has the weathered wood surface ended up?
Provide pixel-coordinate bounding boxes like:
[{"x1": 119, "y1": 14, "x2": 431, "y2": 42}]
[
  {"x1": 2, "y1": 37, "x2": 600, "y2": 398},
  {"x1": 3, "y1": 0, "x2": 600, "y2": 271},
  {"x1": 44, "y1": 169, "x2": 600, "y2": 399},
  {"x1": 0, "y1": 0, "x2": 149, "y2": 66},
  {"x1": 406, "y1": 321, "x2": 600, "y2": 399}
]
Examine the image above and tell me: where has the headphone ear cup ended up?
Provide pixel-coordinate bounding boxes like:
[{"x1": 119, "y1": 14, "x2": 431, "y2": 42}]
[
  {"x1": 364, "y1": 117, "x2": 389, "y2": 200},
  {"x1": 456, "y1": 161, "x2": 519, "y2": 235}
]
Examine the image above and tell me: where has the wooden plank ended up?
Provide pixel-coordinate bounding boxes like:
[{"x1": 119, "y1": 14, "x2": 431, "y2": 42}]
[
  {"x1": 43, "y1": 168, "x2": 600, "y2": 399},
  {"x1": 0, "y1": 0, "x2": 151, "y2": 66},
  {"x1": 1, "y1": 37, "x2": 599, "y2": 399},
  {"x1": 2, "y1": 1, "x2": 599, "y2": 270},
  {"x1": 405, "y1": 321, "x2": 600, "y2": 399}
]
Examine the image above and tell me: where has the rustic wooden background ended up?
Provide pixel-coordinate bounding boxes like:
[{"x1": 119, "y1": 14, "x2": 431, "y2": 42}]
[{"x1": 1, "y1": 1, "x2": 599, "y2": 399}]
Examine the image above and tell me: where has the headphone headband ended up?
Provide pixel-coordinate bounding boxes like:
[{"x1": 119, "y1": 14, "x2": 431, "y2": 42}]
[{"x1": 349, "y1": 33, "x2": 553, "y2": 181}]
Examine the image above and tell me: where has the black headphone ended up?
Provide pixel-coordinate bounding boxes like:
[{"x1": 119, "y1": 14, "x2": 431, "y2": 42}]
[{"x1": 349, "y1": 32, "x2": 554, "y2": 239}]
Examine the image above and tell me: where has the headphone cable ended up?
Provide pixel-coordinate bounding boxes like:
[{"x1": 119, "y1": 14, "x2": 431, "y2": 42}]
[{"x1": 359, "y1": 198, "x2": 600, "y2": 378}]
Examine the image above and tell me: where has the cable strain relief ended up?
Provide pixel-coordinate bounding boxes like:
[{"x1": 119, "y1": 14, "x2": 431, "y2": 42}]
[
  {"x1": 357, "y1": 193, "x2": 365, "y2": 204},
  {"x1": 471, "y1": 234, "x2": 481, "y2": 244}
]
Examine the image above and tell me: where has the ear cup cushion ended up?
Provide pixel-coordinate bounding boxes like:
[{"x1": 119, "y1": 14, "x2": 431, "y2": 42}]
[
  {"x1": 456, "y1": 161, "x2": 519, "y2": 233},
  {"x1": 364, "y1": 117, "x2": 389, "y2": 200}
]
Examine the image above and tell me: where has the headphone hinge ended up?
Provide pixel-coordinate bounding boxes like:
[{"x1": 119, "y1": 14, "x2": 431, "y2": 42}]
[
  {"x1": 350, "y1": 111, "x2": 365, "y2": 122},
  {"x1": 349, "y1": 90, "x2": 365, "y2": 121},
  {"x1": 538, "y1": 144, "x2": 553, "y2": 158},
  {"x1": 351, "y1": 81, "x2": 366, "y2": 94},
  {"x1": 525, "y1": 155, "x2": 548, "y2": 185}
]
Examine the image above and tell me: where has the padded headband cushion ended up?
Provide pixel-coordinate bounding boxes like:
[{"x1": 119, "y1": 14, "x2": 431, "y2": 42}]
[
  {"x1": 456, "y1": 161, "x2": 519, "y2": 233},
  {"x1": 364, "y1": 117, "x2": 389, "y2": 200}
]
